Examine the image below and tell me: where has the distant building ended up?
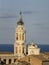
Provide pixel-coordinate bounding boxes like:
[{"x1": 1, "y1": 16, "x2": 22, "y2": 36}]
[{"x1": 28, "y1": 42, "x2": 40, "y2": 55}]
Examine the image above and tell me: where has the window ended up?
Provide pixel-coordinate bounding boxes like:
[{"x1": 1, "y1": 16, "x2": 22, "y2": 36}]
[
  {"x1": 14, "y1": 59, "x2": 16, "y2": 62},
  {"x1": 9, "y1": 59, "x2": 11, "y2": 64},
  {"x1": 23, "y1": 47, "x2": 24, "y2": 53},
  {"x1": 19, "y1": 33, "x2": 21, "y2": 40},
  {"x1": 22, "y1": 33, "x2": 24, "y2": 40},
  {"x1": 16, "y1": 33, "x2": 18, "y2": 40}
]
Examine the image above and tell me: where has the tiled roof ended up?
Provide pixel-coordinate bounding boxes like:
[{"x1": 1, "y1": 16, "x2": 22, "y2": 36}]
[
  {"x1": 20, "y1": 53, "x2": 49, "y2": 62},
  {"x1": 32, "y1": 53, "x2": 49, "y2": 61},
  {"x1": 43, "y1": 52, "x2": 49, "y2": 56},
  {"x1": 15, "y1": 61, "x2": 30, "y2": 65}
]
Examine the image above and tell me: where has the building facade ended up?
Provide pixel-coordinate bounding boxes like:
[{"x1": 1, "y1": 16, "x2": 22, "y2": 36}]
[{"x1": 28, "y1": 42, "x2": 40, "y2": 55}]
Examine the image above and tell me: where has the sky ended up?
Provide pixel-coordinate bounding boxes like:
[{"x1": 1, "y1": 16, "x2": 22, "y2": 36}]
[{"x1": 0, "y1": 0, "x2": 49, "y2": 44}]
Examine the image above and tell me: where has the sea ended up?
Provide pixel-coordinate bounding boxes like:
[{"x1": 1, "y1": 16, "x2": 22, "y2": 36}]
[{"x1": 0, "y1": 44, "x2": 49, "y2": 52}]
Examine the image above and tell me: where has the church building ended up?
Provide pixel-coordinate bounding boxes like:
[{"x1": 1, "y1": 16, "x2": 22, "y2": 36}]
[{"x1": 0, "y1": 12, "x2": 40, "y2": 64}]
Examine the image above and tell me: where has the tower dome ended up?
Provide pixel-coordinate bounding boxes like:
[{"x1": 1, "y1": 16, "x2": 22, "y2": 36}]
[{"x1": 17, "y1": 12, "x2": 24, "y2": 25}]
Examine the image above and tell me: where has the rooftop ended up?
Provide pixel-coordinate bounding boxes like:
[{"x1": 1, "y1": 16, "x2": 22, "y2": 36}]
[
  {"x1": 20, "y1": 53, "x2": 49, "y2": 62},
  {"x1": 32, "y1": 53, "x2": 49, "y2": 61}
]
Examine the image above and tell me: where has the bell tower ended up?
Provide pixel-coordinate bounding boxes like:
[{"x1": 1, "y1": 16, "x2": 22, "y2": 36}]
[{"x1": 14, "y1": 12, "x2": 26, "y2": 58}]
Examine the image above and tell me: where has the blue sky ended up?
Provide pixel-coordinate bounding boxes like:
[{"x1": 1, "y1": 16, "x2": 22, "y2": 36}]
[{"x1": 0, "y1": 0, "x2": 49, "y2": 44}]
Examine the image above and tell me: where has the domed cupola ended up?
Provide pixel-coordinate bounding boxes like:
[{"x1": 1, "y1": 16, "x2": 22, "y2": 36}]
[{"x1": 17, "y1": 12, "x2": 24, "y2": 25}]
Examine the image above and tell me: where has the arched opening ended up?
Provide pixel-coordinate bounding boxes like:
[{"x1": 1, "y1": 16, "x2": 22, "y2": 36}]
[
  {"x1": 22, "y1": 33, "x2": 24, "y2": 40},
  {"x1": 16, "y1": 33, "x2": 18, "y2": 40},
  {"x1": 0, "y1": 58, "x2": 1, "y2": 61},
  {"x1": 14, "y1": 59, "x2": 16, "y2": 62},
  {"x1": 9, "y1": 59, "x2": 11, "y2": 64},
  {"x1": 3, "y1": 59, "x2": 6, "y2": 64},
  {"x1": 0, "y1": 58, "x2": 1, "y2": 64},
  {"x1": 19, "y1": 33, "x2": 21, "y2": 40},
  {"x1": 23, "y1": 47, "x2": 24, "y2": 53}
]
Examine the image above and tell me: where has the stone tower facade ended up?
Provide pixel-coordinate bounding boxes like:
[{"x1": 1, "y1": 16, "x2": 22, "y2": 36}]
[{"x1": 14, "y1": 12, "x2": 26, "y2": 58}]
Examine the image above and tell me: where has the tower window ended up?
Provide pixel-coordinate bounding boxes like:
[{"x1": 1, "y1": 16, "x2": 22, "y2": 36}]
[
  {"x1": 23, "y1": 47, "x2": 24, "y2": 53},
  {"x1": 16, "y1": 33, "x2": 18, "y2": 40},
  {"x1": 22, "y1": 33, "x2": 24, "y2": 40},
  {"x1": 19, "y1": 33, "x2": 21, "y2": 40}
]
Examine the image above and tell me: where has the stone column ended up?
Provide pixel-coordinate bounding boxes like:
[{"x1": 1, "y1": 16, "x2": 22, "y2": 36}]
[
  {"x1": 6, "y1": 59, "x2": 9, "y2": 64},
  {"x1": 11, "y1": 59, "x2": 14, "y2": 64}
]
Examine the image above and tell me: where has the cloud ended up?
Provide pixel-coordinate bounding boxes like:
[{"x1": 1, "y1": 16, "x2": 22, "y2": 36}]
[
  {"x1": 23, "y1": 11, "x2": 40, "y2": 14},
  {"x1": 0, "y1": 12, "x2": 17, "y2": 18}
]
